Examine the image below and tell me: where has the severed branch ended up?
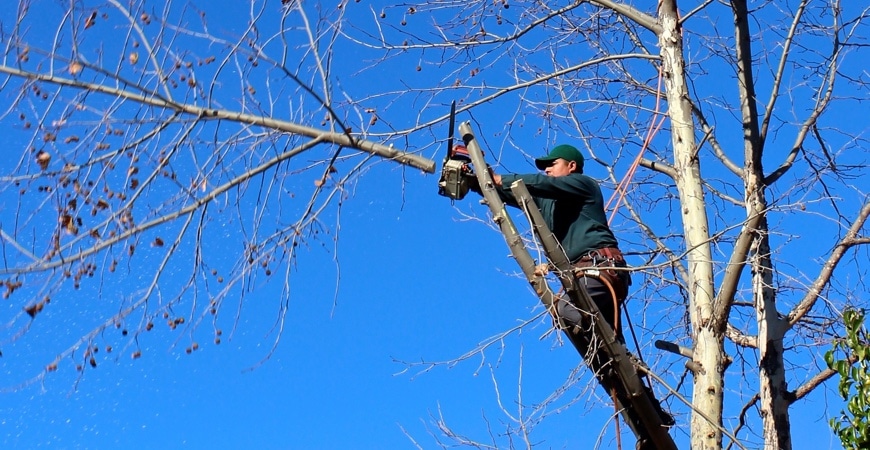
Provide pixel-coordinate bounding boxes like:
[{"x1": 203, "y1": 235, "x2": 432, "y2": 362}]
[{"x1": 725, "y1": 324, "x2": 758, "y2": 348}]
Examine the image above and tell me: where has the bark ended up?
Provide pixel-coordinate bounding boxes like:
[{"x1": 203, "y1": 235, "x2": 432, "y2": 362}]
[
  {"x1": 658, "y1": 1, "x2": 723, "y2": 448},
  {"x1": 751, "y1": 215, "x2": 792, "y2": 450}
]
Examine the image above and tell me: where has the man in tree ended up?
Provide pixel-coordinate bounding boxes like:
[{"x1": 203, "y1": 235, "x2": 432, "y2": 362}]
[
  {"x1": 489, "y1": 144, "x2": 629, "y2": 337},
  {"x1": 467, "y1": 143, "x2": 675, "y2": 433}
]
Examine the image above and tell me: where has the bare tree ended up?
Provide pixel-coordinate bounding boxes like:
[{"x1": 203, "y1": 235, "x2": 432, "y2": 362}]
[{"x1": 2, "y1": 1, "x2": 869, "y2": 449}]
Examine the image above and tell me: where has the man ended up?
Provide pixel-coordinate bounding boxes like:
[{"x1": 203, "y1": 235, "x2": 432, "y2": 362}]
[
  {"x1": 468, "y1": 143, "x2": 675, "y2": 434},
  {"x1": 487, "y1": 144, "x2": 630, "y2": 337}
]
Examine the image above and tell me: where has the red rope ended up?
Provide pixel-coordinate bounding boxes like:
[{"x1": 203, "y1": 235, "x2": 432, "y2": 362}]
[{"x1": 606, "y1": 67, "x2": 666, "y2": 225}]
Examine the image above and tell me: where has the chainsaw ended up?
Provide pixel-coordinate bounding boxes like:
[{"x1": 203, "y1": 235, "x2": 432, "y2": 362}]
[{"x1": 437, "y1": 101, "x2": 475, "y2": 200}]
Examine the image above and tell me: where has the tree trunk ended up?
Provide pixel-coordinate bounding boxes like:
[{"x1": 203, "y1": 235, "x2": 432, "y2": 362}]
[
  {"x1": 752, "y1": 218, "x2": 793, "y2": 450},
  {"x1": 730, "y1": 0, "x2": 794, "y2": 446},
  {"x1": 658, "y1": 1, "x2": 724, "y2": 448}
]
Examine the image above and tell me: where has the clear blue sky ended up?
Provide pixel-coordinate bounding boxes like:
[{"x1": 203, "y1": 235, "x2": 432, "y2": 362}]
[{"x1": 0, "y1": 1, "x2": 861, "y2": 449}]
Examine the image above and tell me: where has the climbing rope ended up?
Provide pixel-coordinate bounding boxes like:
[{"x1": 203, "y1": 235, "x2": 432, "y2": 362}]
[{"x1": 606, "y1": 66, "x2": 666, "y2": 226}]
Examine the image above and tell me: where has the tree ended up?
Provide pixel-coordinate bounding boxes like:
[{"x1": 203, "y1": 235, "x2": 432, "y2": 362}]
[{"x1": 1, "y1": 1, "x2": 869, "y2": 449}]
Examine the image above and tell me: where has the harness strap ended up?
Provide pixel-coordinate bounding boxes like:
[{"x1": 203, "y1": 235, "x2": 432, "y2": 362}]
[{"x1": 576, "y1": 246, "x2": 625, "y2": 263}]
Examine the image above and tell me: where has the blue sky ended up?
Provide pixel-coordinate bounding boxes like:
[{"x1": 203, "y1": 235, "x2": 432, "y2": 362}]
[
  {"x1": 0, "y1": 165, "x2": 846, "y2": 449},
  {"x1": 1, "y1": 1, "x2": 866, "y2": 449}
]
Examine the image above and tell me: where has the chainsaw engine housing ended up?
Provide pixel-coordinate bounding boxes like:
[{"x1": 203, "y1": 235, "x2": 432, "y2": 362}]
[{"x1": 438, "y1": 158, "x2": 470, "y2": 200}]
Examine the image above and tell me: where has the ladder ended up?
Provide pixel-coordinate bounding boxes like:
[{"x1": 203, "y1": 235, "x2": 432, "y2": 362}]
[{"x1": 459, "y1": 122, "x2": 677, "y2": 450}]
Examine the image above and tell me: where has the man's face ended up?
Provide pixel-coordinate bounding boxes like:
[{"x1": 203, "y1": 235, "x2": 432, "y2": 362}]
[{"x1": 544, "y1": 158, "x2": 576, "y2": 177}]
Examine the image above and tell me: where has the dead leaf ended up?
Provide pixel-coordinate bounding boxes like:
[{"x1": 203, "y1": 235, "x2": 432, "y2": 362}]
[
  {"x1": 36, "y1": 151, "x2": 50, "y2": 170},
  {"x1": 85, "y1": 11, "x2": 97, "y2": 29},
  {"x1": 69, "y1": 61, "x2": 83, "y2": 75}
]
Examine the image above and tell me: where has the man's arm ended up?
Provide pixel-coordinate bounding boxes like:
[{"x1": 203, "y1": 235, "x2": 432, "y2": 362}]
[
  {"x1": 468, "y1": 170, "x2": 521, "y2": 207},
  {"x1": 501, "y1": 173, "x2": 597, "y2": 200}
]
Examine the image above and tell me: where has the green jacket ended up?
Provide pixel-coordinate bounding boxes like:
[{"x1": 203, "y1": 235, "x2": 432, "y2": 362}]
[{"x1": 497, "y1": 173, "x2": 618, "y2": 262}]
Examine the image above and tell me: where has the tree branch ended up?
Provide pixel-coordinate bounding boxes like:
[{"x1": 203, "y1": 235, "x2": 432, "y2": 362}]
[
  {"x1": 764, "y1": 0, "x2": 837, "y2": 186},
  {"x1": 0, "y1": 64, "x2": 435, "y2": 173},
  {"x1": 726, "y1": 324, "x2": 758, "y2": 348},
  {"x1": 787, "y1": 198, "x2": 870, "y2": 326},
  {"x1": 712, "y1": 208, "x2": 767, "y2": 331},
  {"x1": 791, "y1": 368, "x2": 837, "y2": 403},
  {"x1": 590, "y1": 0, "x2": 662, "y2": 35},
  {"x1": 1, "y1": 137, "x2": 327, "y2": 275}
]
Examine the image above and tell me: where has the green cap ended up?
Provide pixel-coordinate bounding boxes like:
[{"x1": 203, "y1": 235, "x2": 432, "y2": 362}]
[{"x1": 534, "y1": 144, "x2": 584, "y2": 171}]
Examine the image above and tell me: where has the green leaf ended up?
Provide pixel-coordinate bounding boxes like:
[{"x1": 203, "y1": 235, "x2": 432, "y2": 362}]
[{"x1": 826, "y1": 350, "x2": 836, "y2": 368}]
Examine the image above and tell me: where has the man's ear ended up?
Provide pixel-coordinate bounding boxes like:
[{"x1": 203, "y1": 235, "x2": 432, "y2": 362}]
[{"x1": 567, "y1": 160, "x2": 578, "y2": 173}]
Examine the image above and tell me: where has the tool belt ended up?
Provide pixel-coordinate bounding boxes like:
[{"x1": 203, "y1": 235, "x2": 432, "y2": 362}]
[{"x1": 572, "y1": 247, "x2": 630, "y2": 301}]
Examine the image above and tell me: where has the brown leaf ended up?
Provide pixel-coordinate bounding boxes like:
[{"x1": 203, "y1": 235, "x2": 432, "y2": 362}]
[
  {"x1": 84, "y1": 11, "x2": 97, "y2": 29},
  {"x1": 35, "y1": 151, "x2": 50, "y2": 170},
  {"x1": 68, "y1": 61, "x2": 83, "y2": 75}
]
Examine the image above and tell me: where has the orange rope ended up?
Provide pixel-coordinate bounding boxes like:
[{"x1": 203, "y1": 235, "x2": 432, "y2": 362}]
[
  {"x1": 576, "y1": 270, "x2": 621, "y2": 334},
  {"x1": 606, "y1": 66, "x2": 666, "y2": 225},
  {"x1": 612, "y1": 386, "x2": 623, "y2": 450}
]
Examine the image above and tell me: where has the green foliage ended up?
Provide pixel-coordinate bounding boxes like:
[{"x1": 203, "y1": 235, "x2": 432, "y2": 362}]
[{"x1": 827, "y1": 309, "x2": 870, "y2": 449}]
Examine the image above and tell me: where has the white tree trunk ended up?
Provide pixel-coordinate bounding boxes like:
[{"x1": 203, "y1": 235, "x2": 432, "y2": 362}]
[{"x1": 659, "y1": 1, "x2": 724, "y2": 448}]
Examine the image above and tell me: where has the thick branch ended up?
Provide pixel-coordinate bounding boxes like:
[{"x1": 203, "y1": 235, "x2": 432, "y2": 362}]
[
  {"x1": 590, "y1": 0, "x2": 662, "y2": 35},
  {"x1": 711, "y1": 210, "x2": 766, "y2": 331},
  {"x1": 790, "y1": 368, "x2": 836, "y2": 403},
  {"x1": 639, "y1": 157, "x2": 676, "y2": 178},
  {"x1": 726, "y1": 324, "x2": 758, "y2": 348},
  {"x1": 732, "y1": 0, "x2": 763, "y2": 170}
]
